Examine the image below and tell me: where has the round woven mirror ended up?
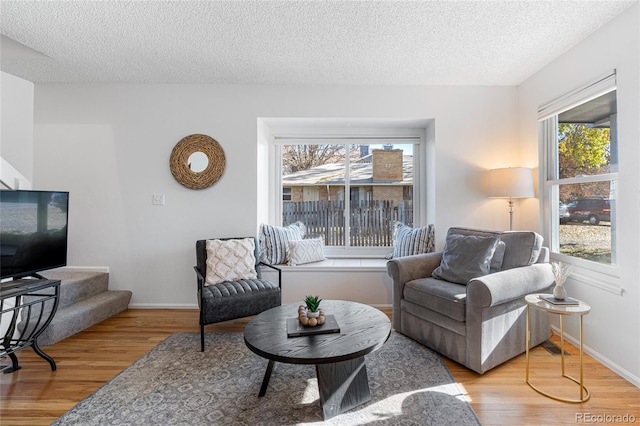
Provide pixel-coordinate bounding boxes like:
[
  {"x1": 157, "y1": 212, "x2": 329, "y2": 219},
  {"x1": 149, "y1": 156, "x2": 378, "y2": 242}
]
[{"x1": 170, "y1": 134, "x2": 226, "y2": 189}]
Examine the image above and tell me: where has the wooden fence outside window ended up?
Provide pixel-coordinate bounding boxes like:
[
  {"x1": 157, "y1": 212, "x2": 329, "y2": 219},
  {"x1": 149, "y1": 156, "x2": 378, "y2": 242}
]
[{"x1": 282, "y1": 200, "x2": 413, "y2": 247}]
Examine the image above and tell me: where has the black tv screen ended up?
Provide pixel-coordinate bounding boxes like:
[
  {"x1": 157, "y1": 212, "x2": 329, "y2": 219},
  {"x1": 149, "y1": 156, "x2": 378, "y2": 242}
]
[{"x1": 0, "y1": 190, "x2": 69, "y2": 279}]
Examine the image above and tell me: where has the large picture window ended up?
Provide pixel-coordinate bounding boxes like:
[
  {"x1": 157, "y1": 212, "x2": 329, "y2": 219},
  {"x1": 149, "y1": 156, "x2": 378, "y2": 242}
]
[
  {"x1": 261, "y1": 118, "x2": 430, "y2": 257},
  {"x1": 540, "y1": 73, "x2": 618, "y2": 268}
]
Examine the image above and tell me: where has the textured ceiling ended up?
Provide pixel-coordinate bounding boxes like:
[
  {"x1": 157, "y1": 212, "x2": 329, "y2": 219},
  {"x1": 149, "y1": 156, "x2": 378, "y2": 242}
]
[{"x1": 0, "y1": 1, "x2": 636, "y2": 86}]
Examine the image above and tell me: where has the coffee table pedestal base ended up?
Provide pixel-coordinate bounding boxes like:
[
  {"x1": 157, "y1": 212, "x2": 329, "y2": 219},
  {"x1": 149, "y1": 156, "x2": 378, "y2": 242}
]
[
  {"x1": 258, "y1": 356, "x2": 371, "y2": 420},
  {"x1": 316, "y1": 356, "x2": 370, "y2": 420}
]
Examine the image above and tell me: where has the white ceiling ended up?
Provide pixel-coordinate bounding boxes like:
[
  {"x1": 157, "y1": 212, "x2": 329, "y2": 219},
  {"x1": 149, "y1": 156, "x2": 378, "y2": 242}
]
[{"x1": 0, "y1": 1, "x2": 636, "y2": 86}]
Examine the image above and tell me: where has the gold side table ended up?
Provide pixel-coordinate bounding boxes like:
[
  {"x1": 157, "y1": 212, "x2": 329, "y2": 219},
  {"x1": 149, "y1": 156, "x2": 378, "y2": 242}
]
[{"x1": 525, "y1": 293, "x2": 591, "y2": 403}]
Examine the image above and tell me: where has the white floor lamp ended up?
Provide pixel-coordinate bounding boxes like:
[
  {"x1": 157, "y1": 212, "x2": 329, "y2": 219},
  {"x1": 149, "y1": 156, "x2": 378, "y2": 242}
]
[{"x1": 487, "y1": 167, "x2": 534, "y2": 230}]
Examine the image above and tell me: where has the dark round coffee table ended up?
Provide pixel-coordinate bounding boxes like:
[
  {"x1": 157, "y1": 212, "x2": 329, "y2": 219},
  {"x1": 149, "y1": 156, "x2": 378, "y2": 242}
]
[{"x1": 244, "y1": 300, "x2": 391, "y2": 420}]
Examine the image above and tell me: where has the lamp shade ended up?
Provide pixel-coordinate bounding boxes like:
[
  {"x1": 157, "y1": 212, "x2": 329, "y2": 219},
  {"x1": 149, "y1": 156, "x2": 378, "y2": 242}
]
[{"x1": 487, "y1": 167, "x2": 534, "y2": 199}]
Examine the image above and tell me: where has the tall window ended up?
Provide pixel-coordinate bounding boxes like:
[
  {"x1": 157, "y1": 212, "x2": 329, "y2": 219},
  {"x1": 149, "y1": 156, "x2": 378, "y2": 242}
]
[
  {"x1": 540, "y1": 72, "x2": 618, "y2": 268},
  {"x1": 275, "y1": 139, "x2": 420, "y2": 256}
]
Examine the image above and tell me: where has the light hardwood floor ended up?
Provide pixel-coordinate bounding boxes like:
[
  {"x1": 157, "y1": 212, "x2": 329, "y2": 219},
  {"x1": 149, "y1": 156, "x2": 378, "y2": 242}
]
[{"x1": 1, "y1": 309, "x2": 638, "y2": 425}]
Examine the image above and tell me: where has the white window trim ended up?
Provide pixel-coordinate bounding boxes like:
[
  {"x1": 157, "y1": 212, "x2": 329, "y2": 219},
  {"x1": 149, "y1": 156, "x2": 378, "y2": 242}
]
[
  {"x1": 268, "y1": 125, "x2": 427, "y2": 258},
  {"x1": 537, "y1": 71, "x2": 617, "y2": 120},
  {"x1": 539, "y1": 71, "x2": 622, "y2": 294}
]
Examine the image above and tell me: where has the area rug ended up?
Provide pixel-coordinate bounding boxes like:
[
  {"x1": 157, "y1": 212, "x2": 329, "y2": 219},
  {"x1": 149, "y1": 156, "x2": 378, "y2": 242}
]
[{"x1": 53, "y1": 332, "x2": 480, "y2": 425}]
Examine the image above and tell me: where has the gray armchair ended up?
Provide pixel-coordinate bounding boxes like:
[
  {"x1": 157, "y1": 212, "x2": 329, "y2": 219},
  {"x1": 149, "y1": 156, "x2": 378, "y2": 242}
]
[
  {"x1": 387, "y1": 227, "x2": 554, "y2": 374},
  {"x1": 195, "y1": 237, "x2": 281, "y2": 351}
]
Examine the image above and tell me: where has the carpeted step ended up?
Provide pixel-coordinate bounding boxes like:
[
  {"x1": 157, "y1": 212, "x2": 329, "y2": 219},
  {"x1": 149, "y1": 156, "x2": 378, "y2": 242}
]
[
  {"x1": 41, "y1": 269, "x2": 109, "y2": 309},
  {"x1": 37, "y1": 289, "x2": 132, "y2": 346}
]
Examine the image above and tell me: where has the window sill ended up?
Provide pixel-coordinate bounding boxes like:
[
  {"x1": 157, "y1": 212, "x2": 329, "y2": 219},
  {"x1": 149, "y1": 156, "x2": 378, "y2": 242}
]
[
  {"x1": 570, "y1": 270, "x2": 624, "y2": 296},
  {"x1": 262, "y1": 258, "x2": 388, "y2": 272},
  {"x1": 550, "y1": 253, "x2": 623, "y2": 296}
]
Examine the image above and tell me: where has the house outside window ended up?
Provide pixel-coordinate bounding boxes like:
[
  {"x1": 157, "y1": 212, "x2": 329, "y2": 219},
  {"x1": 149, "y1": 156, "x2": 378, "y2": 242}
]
[{"x1": 539, "y1": 72, "x2": 618, "y2": 270}]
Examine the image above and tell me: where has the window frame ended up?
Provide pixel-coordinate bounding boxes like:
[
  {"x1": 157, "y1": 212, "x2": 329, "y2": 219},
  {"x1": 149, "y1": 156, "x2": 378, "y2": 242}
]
[
  {"x1": 539, "y1": 71, "x2": 620, "y2": 282},
  {"x1": 268, "y1": 126, "x2": 427, "y2": 258}
]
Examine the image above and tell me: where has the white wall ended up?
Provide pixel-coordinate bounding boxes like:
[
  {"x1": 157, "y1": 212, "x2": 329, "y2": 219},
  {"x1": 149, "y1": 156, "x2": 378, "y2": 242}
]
[
  {"x1": 32, "y1": 84, "x2": 521, "y2": 307},
  {"x1": 19, "y1": 2, "x2": 637, "y2": 386},
  {"x1": 0, "y1": 71, "x2": 34, "y2": 184},
  {"x1": 518, "y1": 4, "x2": 639, "y2": 384}
]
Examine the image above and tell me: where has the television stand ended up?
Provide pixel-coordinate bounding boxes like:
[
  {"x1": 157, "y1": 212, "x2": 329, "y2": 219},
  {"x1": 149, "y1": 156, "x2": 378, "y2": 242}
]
[{"x1": 0, "y1": 277, "x2": 61, "y2": 373}]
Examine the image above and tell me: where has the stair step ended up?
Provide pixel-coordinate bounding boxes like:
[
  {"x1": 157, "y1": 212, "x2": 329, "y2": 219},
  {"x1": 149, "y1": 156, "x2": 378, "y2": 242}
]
[
  {"x1": 37, "y1": 290, "x2": 132, "y2": 346},
  {"x1": 41, "y1": 269, "x2": 109, "y2": 309}
]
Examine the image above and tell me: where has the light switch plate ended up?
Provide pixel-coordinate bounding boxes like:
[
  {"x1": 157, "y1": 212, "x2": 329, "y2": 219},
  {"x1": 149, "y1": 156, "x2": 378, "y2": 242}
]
[{"x1": 152, "y1": 194, "x2": 165, "y2": 206}]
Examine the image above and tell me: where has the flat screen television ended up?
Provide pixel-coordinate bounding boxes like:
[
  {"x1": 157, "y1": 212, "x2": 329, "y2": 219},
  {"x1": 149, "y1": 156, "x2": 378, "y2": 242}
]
[{"x1": 0, "y1": 190, "x2": 69, "y2": 280}]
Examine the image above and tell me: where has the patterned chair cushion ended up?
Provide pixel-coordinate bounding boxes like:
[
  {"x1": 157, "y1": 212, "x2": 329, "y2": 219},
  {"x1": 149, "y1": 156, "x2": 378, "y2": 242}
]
[{"x1": 205, "y1": 238, "x2": 257, "y2": 286}]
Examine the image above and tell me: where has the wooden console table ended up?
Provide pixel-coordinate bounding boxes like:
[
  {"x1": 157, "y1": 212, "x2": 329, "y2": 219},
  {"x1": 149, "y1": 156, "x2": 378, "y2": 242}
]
[{"x1": 0, "y1": 278, "x2": 61, "y2": 373}]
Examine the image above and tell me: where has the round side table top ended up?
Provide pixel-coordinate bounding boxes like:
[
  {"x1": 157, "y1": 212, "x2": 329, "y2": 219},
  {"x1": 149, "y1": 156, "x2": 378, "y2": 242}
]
[
  {"x1": 244, "y1": 300, "x2": 391, "y2": 365},
  {"x1": 525, "y1": 293, "x2": 591, "y2": 316}
]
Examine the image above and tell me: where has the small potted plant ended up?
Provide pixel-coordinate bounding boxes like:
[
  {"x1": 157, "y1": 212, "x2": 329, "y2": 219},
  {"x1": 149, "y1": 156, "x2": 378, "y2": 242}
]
[
  {"x1": 304, "y1": 295, "x2": 322, "y2": 318},
  {"x1": 298, "y1": 295, "x2": 325, "y2": 326}
]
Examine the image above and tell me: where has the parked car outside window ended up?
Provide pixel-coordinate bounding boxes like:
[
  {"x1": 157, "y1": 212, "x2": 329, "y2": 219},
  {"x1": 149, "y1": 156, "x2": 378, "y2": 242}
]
[
  {"x1": 566, "y1": 198, "x2": 611, "y2": 225},
  {"x1": 559, "y1": 203, "x2": 570, "y2": 224}
]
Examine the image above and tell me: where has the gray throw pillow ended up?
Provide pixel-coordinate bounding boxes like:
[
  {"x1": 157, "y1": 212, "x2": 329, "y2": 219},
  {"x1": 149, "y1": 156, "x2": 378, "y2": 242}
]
[
  {"x1": 490, "y1": 240, "x2": 507, "y2": 273},
  {"x1": 432, "y1": 234, "x2": 500, "y2": 284}
]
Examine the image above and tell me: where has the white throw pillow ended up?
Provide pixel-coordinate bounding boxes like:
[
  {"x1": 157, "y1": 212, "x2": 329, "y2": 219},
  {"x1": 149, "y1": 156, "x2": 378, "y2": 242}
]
[
  {"x1": 288, "y1": 238, "x2": 325, "y2": 266},
  {"x1": 205, "y1": 238, "x2": 257, "y2": 286}
]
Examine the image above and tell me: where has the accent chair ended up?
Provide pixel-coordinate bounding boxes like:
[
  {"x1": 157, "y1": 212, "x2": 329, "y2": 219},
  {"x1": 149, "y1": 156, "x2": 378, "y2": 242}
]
[
  {"x1": 194, "y1": 237, "x2": 281, "y2": 351},
  {"x1": 387, "y1": 227, "x2": 555, "y2": 374}
]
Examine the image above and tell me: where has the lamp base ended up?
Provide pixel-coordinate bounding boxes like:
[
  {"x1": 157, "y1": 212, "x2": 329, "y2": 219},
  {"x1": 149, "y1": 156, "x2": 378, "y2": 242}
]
[{"x1": 508, "y1": 199, "x2": 515, "y2": 231}]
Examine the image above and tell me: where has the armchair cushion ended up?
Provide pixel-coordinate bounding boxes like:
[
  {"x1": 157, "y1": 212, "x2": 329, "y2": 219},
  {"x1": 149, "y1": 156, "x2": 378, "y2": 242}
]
[
  {"x1": 448, "y1": 227, "x2": 543, "y2": 270},
  {"x1": 205, "y1": 238, "x2": 257, "y2": 285},
  {"x1": 404, "y1": 277, "x2": 467, "y2": 322},
  {"x1": 432, "y1": 233, "x2": 500, "y2": 284},
  {"x1": 490, "y1": 241, "x2": 506, "y2": 272}
]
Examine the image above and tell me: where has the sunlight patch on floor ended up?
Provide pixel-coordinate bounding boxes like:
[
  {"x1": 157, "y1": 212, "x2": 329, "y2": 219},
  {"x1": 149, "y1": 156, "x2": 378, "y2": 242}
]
[
  {"x1": 351, "y1": 384, "x2": 470, "y2": 423},
  {"x1": 299, "y1": 378, "x2": 320, "y2": 404},
  {"x1": 453, "y1": 382, "x2": 473, "y2": 402}
]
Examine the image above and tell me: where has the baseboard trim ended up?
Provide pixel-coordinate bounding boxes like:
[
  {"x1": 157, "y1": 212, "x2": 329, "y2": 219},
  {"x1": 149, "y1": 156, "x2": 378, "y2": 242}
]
[
  {"x1": 130, "y1": 303, "x2": 198, "y2": 309},
  {"x1": 551, "y1": 325, "x2": 640, "y2": 388}
]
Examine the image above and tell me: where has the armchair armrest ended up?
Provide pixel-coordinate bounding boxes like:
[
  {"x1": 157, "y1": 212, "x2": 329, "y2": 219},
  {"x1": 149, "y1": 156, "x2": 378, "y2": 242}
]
[
  {"x1": 387, "y1": 252, "x2": 443, "y2": 287},
  {"x1": 467, "y1": 263, "x2": 554, "y2": 308},
  {"x1": 194, "y1": 266, "x2": 205, "y2": 289},
  {"x1": 387, "y1": 252, "x2": 443, "y2": 330},
  {"x1": 259, "y1": 262, "x2": 282, "y2": 289}
]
